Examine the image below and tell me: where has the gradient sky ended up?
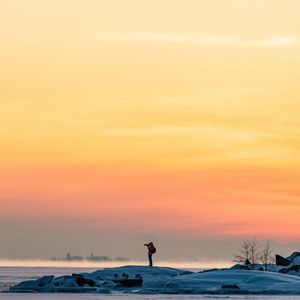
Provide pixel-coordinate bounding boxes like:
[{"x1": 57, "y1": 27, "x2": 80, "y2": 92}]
[{"x1": 0, "y1": 0, "x2": 300, "y2": 261}]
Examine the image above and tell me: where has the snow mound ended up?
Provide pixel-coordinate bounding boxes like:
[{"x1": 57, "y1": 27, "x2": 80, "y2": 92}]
[
  {"x1": 8, "y1": 265, "x2": 191, "y2": 294},
  {"x1": 160, "y1": 269, "x2": 300, "y2": 295},
  {"x1": 88, "y1": 265, "x2": 191, "y2": 278},
  {"x1": 8, "y1": 265, "x2": 300, "y2": 295}
]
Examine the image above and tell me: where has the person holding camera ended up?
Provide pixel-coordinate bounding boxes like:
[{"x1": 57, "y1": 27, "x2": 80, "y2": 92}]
[{"x1": 144, "y1": 242, "x2": 156, "y2": 267}]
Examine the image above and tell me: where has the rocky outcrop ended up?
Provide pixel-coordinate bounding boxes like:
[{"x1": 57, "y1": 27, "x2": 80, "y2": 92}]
[{"x1": 276, "y1": 255, "x2": 291, "y2": 266}]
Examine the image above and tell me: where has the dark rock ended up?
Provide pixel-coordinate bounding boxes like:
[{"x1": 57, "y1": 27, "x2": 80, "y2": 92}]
[
  {"x1": 245, "y1": 259, "x2": 251, "y2": 265},
  {"x1": 221, "y1": 284, "x2": 240, "y2": 289},
  {"x1": 72, "y1": 274, "x2": 84, "y2": 286},
  {"x1": 276, "y1": 255, "x2": 291, "y2": 266},
  {"x1": 113, "y1": 277, "x2": 143, "y2": 287},
  {"x1": 72, "y1": 274, "x2": 96, "y2": 287}
]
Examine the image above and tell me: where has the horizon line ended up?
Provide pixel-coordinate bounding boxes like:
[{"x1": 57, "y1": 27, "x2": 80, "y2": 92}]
[{"x1": 0, "y1": 259, "x2": 232, "y2": 269}]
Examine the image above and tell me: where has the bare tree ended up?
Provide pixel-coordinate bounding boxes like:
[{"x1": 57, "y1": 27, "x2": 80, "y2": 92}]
[
  {"x1": 249, "y1": 237, "x2": 260, "y2": 267},
  {"x1": 233, "y1": 239, "x2": 251, "y2": 264},
  {"x1": 233, "y1": 237, "x2": 260, "y2": 269},
  {"x1": 260, "y1": 241, "x2": 274, "y2": 271}
]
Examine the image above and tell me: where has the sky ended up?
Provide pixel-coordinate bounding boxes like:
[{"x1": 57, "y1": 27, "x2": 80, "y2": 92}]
[{"x1": 0, "y1": 0, "x2": 300, "y2": 263}]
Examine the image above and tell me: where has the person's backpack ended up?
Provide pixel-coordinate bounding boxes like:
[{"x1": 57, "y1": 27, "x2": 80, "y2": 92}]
[{"x1": 150, "y1": 246, "x2": 156, "y2": 254}]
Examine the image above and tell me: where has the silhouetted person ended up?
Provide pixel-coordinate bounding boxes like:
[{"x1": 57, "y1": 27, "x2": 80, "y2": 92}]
[{"x1": 144, "y1": 242, "x2": 156, "y2": 267}]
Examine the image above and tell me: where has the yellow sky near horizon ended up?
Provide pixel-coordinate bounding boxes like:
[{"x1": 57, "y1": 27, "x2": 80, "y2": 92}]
[{"x1": 1, "y1": 0, "x2": 300, "y2": 250}]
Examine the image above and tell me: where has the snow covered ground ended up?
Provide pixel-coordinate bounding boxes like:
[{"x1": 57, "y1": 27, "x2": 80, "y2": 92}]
[
  {"x1": 6, "y1": 264, "x2": 300, "y2": 295},
  {"x1": 3, "y1": 295, "x2": 300, "y2": 300}
]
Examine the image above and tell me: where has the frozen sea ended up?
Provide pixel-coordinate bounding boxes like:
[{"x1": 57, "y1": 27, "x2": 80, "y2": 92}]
[{"x1": 2, "y1": 266, "x2": 300, "y2": 300}]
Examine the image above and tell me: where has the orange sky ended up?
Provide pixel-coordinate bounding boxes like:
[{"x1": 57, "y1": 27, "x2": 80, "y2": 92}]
[{"x1": 0, "y1": 0, "x2": 300, "y2": 259}]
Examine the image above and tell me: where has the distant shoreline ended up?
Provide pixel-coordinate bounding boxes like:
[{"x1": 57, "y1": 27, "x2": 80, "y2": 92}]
[
  {"x1": 50, "y1": 255, "x2": 130, "y2": 262},
  {"x1": 0, "y1": 259, "x2": 231, "y2": 269}
]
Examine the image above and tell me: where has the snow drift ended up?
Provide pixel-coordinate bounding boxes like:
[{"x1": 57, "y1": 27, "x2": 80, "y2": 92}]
[{"x1": 7, "y1": 262, "x2": 300, "y2": 295}]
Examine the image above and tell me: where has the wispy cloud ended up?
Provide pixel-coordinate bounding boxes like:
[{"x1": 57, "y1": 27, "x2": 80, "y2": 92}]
[
  {"x1": 195, "y1": 36, "x2": 238, "y2": 45},
  {"x1": 253, "y1": 36, "x2": 297, "y2": 47},
  {"x1": 86, "y1": 33, "x2": 298, "y2": 47}
]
